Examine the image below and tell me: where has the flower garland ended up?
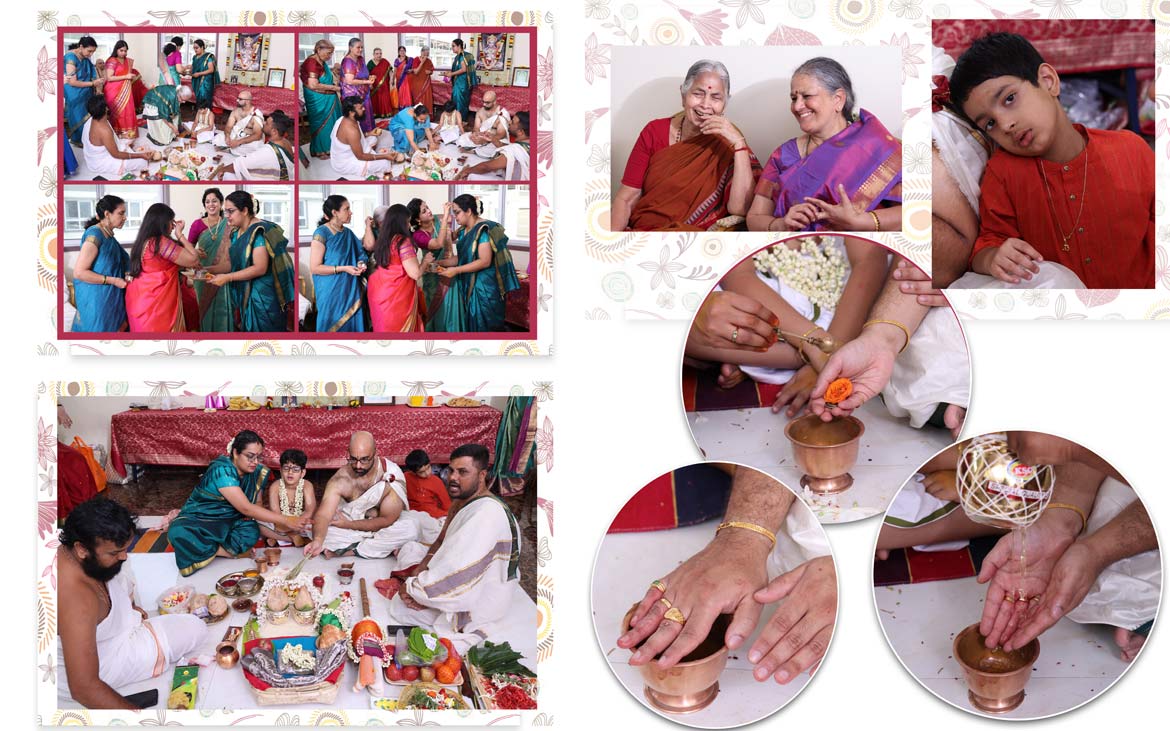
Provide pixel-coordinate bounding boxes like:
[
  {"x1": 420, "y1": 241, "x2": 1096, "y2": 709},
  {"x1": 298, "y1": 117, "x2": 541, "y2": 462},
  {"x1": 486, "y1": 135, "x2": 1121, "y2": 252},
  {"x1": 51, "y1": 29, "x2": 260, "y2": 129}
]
[
  {"x1": 752, "y1": 236, "x2": 848, "y2": 321},
  {"x1": 279, "y1": 476, "x2": 305, "y2": 516}
]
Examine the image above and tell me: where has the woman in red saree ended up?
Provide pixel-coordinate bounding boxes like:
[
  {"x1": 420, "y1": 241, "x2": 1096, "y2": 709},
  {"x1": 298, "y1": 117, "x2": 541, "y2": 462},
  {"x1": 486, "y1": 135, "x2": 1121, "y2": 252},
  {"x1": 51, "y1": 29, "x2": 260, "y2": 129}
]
[
  {"x1": 408, "y1": 47, "x2": 434, "y2": 114},
  {"x1": 125, "y1": 203, "x2": 202, "y2": 333},
  {"x1": 612, "y1": 60, "x2": 760, "y2": 232},
  {"x1": 366, "y1": 204, "x2": 424, "y2": 332},
  {"x1": 103, "y1": 41, "x2": 139, "y2": 139},
  {"x1": 393, "y1": 46, "x2": 414, "y2": 111},
  {"x1": 367, "y1": 48, "x2": 395, "y2": 118},
  {"x1": 747, "y1": 57, "x2": 902, "y2": 233}
]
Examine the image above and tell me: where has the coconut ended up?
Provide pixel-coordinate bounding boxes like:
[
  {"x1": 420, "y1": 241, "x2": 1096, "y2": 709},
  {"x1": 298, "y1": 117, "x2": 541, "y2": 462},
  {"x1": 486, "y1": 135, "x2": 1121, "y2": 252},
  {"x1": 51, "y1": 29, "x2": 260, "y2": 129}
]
[
  {"x1": 189, "y1": 593, "x2": 209, "y2": 612},
  {"x1": 266, "y1": 590, "x2": 289, "y2": 611},
  {"x1": 294, "y1": 589, "x2": 314, "y2": 611}
]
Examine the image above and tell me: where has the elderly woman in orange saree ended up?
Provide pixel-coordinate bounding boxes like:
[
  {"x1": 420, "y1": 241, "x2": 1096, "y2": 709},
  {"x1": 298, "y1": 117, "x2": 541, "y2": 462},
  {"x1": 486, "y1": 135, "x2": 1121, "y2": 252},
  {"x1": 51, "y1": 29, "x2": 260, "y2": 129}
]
[
  {"x1": 103, "y1": 41, "x2": 139, "y2": 139},
  {"x1": 125, "y1": 203, "x2": 202, "y2": 332},
  {"x1": 366, "y1": 204, "x2": 424, "y2": 333},
  {"x1": 408, "y1": 47, "x2": 434, "y2": 114},
  {"x1": 612, "y1": 60, "x2": 760, "y2": 232}
]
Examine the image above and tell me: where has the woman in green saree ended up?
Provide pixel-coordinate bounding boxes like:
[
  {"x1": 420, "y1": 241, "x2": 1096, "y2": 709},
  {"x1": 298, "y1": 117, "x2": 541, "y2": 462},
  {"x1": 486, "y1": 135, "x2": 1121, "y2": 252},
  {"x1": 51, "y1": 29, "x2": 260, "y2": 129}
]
[
  {"x1": 190, "y1": 38, "x2": 220, "y2": 108},
  {"x1": 168, "y1": 430, "x2": 311, "y2": 577},
  {"x1": 300, "y1": 39, "x2": 343, "y2": 159},
  {"x1": 188, "y1": 188, "x2": 234, "y2": 332},
  {"x1": 209, "y1": 190, "x2": 295, "y2": 332},
  {"x1": 435, "y1": 193, "x2": 521, "y2": 332}
]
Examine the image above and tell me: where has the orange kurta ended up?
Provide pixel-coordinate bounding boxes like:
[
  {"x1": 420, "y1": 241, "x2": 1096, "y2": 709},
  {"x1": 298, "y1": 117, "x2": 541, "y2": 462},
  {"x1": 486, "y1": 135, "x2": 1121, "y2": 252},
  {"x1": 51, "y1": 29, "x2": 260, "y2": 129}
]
[{"x1": 972, "y1": 125, "x2": 1154, "y2": 289}]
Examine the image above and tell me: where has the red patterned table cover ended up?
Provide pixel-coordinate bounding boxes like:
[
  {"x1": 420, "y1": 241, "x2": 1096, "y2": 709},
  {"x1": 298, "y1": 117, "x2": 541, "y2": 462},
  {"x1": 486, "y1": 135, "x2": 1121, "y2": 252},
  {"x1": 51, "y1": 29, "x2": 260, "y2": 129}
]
[
  {"x1": 213, "y1": 83, "x2": 299, "y2": 116},
  {"x1": 933, "y1": 20, "x2": 1153, "y2": 75},
  {"x1": 506, "y1": 276, "x2": 531, "y2": 331},
  {"x1": 431, "y1": 83, "x2": 530, "y2": 113},
  {"x1": 109, "y1": 405, "x2": 502, "y2": 475}
]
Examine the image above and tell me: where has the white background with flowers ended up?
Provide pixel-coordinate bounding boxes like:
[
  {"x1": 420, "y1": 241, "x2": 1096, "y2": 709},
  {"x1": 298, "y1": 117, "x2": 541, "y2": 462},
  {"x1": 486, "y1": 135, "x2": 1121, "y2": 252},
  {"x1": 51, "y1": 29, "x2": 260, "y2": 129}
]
[
  {"x1": 34, "y1": 378, "x2": 555, "y2": 726},
  {"x1": 581, "y1": 0, "x2": 1170, "y2": 321},
  {"x1": 32, "y1": 6, "x2": 555, "y2": 356}
]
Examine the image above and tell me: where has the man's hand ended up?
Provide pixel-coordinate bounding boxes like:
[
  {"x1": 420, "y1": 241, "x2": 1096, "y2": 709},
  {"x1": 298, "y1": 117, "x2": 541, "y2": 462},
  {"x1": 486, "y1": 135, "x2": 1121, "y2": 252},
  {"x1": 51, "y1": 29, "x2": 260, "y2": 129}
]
[
  {"x1": 1006, "y1": 432, "x2": 1084, "y2": 468},
  {"x1": 617, "y1": 531, "x2": 770, "y2": 669},
  {"x1": 1003, "y1": 542, "x2": 1103, "y2": 652},
  {"x1": 748, "y1": 556, "x2": 837, "y2": 683},
  {"x1": 808, "y1": 332, "x2": 897, "y2": 420},
  {"x1": 977, "y1": 510, "x2": 1081, "y2": 648},
  {"x1": 892, "y1": 259, "x2": 948, "y2": 307},
  {"x1": 986, "y1": 238, "x2": 1043, "y2": 284}
]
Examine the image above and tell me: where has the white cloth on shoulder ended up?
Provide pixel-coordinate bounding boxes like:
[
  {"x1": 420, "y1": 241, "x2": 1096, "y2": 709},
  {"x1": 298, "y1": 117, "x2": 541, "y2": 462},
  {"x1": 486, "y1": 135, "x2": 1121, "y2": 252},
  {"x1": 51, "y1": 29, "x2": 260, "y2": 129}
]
[
  {"x1": 321, "y1": 458, "x2": 441, "y2": 558},
  {"x1": 229, "y1": 108, "x2": 266, "y2": 156},
  {"x1": 330, "y1": 118, "x2": 392, "y2": 178},
  {"x1": 387, "y1": 495, "x2": 520, "y2": 653},
  {"x1": 477, "y1": 107, "x2": 510, "y2": 136},
  {"x1": 57, "y1": 565, "x2": 208, "y2": 703},
  {"x1": 82, "y1": 118, "x2": 148, "y2": 177},
  {"x1": 494, "y1": 141, "x2": 530, "y2": 180},
  {"x1": 233, "y1": 142, "x2": 292, "y2": 180}
]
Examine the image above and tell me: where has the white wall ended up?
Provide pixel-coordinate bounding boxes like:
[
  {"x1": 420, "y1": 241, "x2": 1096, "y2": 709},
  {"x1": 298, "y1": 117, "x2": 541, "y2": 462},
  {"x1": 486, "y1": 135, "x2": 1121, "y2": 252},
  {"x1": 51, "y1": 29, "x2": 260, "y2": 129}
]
[
  {"x1": 610, "y1": 45, "x2": 903, "y2": 197},
  {"x1": 125, "y1": 33, "x2": 161, "y2": 87},
  {"x1": 58, "y1": 396, "x2": 203, "y2": 451}
]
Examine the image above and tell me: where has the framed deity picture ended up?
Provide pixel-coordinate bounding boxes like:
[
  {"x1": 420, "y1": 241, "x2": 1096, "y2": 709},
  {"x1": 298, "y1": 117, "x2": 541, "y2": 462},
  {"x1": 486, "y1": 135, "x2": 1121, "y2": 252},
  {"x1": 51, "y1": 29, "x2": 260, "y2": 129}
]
[
  {"x1": 469, "y1": 32, "x2": 515, "y2": 85},
  {"x1": 512, "y1": 66, "x2": 530, "y2": 88},
  {"x1": 225, "y1": 32, "x2": 271, "y2": 85},
  {"x1": 267, "y1": 67, "x2": 285, "y2": 87}
]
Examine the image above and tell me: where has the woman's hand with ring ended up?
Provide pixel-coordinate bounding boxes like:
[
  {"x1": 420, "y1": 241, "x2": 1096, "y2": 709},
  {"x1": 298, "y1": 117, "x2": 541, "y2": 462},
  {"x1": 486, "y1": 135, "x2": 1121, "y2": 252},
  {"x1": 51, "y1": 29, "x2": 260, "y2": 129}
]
[
  {"x1": 803, "y1": 184, "x2": 868, "y2": 230},
  {"x1": 781, "y1": 202, "x2": 819, "y2": 232},
  {"x1": 689, "y1": 291, "x2": 778, "y2": 352}
]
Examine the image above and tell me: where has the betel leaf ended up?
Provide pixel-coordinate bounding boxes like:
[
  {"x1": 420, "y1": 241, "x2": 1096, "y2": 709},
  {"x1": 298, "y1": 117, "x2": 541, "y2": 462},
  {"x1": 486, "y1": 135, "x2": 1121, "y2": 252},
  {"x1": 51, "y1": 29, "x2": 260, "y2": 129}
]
[{"x1": 407, "y1": 627, "x2": 441, "y2": 663}]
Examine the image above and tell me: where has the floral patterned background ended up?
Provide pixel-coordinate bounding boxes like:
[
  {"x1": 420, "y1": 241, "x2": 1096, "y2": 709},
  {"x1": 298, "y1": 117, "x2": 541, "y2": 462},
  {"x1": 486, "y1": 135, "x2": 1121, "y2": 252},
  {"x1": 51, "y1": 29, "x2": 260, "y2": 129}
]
[
  {"x1": 580, "y1": 0, "x2": 1170, "y2": 321},
  {"x1": 35, "y1": 378, "x2": 555, "y2": 725},
  {"x1": 34, "y1": 8, "x2": 555, "y2": 356}
]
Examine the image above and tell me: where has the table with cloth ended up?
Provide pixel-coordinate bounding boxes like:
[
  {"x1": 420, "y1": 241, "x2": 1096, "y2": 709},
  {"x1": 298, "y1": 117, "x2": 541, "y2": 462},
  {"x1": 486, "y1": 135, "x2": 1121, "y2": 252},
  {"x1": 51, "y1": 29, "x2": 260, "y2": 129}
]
[
  {"x1": 213, "y1": 83, "x2": 298, "y2": 117},
  {"x1": 430, "y1": 83, "x2": 530, "y2": 115},
  {"x1": 109, "y1": 404, "x2": 502, "y2": 476}
]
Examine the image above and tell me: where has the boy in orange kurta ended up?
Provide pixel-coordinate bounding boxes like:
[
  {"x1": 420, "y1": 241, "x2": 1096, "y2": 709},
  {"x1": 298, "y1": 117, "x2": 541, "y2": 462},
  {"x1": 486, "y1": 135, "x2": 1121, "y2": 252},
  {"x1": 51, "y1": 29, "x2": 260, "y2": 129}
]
[
  {"x1": 950, "y1": 32, "x2": 1153, "y2": 289},
  {"x1": 404, "y1": 449, "x2": 452, "y2": 519}
]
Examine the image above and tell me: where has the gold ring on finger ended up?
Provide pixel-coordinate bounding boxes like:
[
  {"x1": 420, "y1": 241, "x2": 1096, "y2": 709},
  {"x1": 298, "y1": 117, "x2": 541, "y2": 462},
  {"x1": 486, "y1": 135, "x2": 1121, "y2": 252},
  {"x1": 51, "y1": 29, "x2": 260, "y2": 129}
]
[
  {"x1": 663, "y1": 607, "x2": 687, "y2": 625},
  {"x1": 1003, "y1": 595, "x2": 1016, "y2": 603},
  {"x1": 650, "y1": 579, "x2": 667, "y2": 594},
  {"x1": 731, "y1": 326, "x2": 739, "y2": 343},
  {"x1": 657, "y1": 597, "x2": 672, "y2": 611}
]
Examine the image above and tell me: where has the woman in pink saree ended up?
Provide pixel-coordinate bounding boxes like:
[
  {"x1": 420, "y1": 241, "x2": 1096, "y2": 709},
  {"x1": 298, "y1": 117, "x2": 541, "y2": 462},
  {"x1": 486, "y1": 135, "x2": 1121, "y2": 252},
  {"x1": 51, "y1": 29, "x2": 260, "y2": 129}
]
[
  {"x1": 125, "y1": 203, "x2": 202, "y2": 333},
  {"x1": 103, "y1": 41, "x2": 139, "y2": 139},
  {"x1": 747, "y1": 57, "x2": 902, "y2": 233},
  {"x1": 366, "y1": 204, "x2": 424, "y2": 333}
]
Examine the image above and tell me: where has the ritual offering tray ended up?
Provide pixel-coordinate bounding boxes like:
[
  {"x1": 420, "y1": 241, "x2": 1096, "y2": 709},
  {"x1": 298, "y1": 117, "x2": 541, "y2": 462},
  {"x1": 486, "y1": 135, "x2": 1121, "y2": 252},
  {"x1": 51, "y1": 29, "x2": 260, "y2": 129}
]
[
  {"x1": 466, "y1": 640, "x2": 536, "y2": 709},
  {"x1": 217, "y1": 572, "x2": 264, "y2": 598},
  {"x1": 383, "y1": 626, "x2": 460, "y2": 687},
  {"x1": 445, "y1": 397, "x2": 482, "y2": 408},
  {"x1": 398, "y1": 682, "x2": 471, "y2": 710}
]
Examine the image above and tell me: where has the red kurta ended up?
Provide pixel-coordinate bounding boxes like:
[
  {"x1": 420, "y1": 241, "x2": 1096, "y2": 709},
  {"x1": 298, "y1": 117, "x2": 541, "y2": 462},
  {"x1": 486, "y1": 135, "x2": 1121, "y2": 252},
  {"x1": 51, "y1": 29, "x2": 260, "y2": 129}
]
[
  {"x1": 405, "y1": 472, "x2": 452, "y2": 519},
  {"x1": 972, "y1": 125, "x2": 1154, "y2": 289}
]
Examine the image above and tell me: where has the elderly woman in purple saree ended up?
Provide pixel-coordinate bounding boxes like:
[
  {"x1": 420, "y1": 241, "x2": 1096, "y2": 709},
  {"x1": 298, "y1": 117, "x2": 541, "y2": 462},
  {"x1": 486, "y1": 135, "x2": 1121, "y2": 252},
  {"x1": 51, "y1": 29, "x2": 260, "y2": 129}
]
[{"x1": 747, "y1": 57, "x2": 902, "y2": 234}]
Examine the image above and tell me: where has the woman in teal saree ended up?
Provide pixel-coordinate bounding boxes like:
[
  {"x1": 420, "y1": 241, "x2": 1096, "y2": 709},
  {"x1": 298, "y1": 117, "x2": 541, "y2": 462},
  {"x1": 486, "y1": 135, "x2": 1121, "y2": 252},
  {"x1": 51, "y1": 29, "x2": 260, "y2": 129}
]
[
  {"x1": 190, "y1": 39, "x2": 220, "y2": 107},
  {"x1": 168, "y1": 431, "x2": 310, "y2": 577},
  {"x1": 71, "y1": 195, "x2": 129, "y2": 332},
  {"x1": 435, "y1": 193, "x2": 520, "y2": 332},
  {"x1": 443, "y1": 38, "x2": 477, "y2": 121},
  {"x1": 311, "y1": 195, "x2": 366, "y2": 332},
  {"x1": 64, "y1": 37, "x2": 101, "y2": 146},
  {"x1": 209, "y1": 191, "x2": 295, "y2": 332},
  {"x1": 191, "y1": 189, "x2": 234, "y2": 332},
  {"x1": 300, "y1": 39, "x2": 342, "y2": 158}
]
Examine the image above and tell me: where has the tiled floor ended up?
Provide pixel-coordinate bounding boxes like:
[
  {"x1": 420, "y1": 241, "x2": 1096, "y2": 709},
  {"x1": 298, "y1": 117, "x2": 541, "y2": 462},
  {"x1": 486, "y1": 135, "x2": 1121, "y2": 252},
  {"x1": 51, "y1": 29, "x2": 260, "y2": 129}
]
[
  {"x1": 593, "y1": 521, "x2": 818, "y2": 728},
  {"x1": 874, "y1": 573, "x2": 1135, "y2": 719},
  {"x1": 688, "y1": 400, "x2": 952, "y2": 524}
]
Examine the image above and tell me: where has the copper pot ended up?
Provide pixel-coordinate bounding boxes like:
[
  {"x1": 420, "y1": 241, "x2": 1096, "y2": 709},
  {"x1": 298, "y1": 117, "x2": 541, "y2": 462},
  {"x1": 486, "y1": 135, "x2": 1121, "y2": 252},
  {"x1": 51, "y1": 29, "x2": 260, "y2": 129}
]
[
  {"x1": 215, "y1": 642, "x2": 240, "y2": 669},
  {"x1": 784, "y1": 414, "x2": 865, "y2": 495},
  {"x1": 953, "y1": 623, "x2": 1039, "y2": 714},
  {"x1": 264, "y1": 548, "x2": 281, "y2": 567},
  {"x1": 620, "y1": 604, "x2": 730, "y2": 714}
]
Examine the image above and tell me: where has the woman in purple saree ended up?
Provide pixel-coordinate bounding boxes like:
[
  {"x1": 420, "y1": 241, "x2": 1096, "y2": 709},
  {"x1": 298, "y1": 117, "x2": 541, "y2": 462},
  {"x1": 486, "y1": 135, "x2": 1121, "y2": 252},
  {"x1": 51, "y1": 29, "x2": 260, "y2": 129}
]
[{"x1": 747, "y1": 57, "x2": 902, "y2": 234}]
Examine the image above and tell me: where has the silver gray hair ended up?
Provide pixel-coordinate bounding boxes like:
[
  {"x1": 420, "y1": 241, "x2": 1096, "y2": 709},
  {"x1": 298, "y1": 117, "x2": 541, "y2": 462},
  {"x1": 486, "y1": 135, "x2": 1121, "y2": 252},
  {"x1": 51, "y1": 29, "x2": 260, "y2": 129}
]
[
  {"x1": 420, "y1": 46, "x2": 430, "y2": 54},
  {"x1": 680, "y1": 60, "x2": 731, "y2": 98},
  {"x1": 793, "y1": 57, "x2": 855, "y2": 121}
]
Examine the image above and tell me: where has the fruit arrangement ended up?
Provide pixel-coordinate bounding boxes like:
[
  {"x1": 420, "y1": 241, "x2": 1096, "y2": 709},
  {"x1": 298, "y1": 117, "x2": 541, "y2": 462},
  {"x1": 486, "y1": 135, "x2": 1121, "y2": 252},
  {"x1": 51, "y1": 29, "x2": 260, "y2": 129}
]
[{"x1": 385, "y1": 633, "x2": 463, "y2": 687}]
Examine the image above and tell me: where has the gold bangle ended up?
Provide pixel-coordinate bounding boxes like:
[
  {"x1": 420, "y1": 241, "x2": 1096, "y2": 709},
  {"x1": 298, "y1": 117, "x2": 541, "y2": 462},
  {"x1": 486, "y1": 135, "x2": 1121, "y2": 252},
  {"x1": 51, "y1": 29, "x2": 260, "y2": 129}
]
[
  {"x1": 1046, "y1": 502, "x2": 1087, "y2": 535},
  {"x1": 863, "y1": 319, "x2": 911, "y2": 354},
  {"x1": 870, "y1": 210, "x2": 881, "y2": 231},
  {"x1": 716, "y1": 521, "x2": 777, "y2": 548}
]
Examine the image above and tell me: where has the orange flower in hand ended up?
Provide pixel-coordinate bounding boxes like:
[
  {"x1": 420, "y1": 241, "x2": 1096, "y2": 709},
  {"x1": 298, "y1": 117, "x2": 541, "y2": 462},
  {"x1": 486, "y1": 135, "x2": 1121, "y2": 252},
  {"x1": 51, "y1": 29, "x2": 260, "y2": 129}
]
[{"x1": 824, "y1": 378, "x2": 853, "y2": 405}]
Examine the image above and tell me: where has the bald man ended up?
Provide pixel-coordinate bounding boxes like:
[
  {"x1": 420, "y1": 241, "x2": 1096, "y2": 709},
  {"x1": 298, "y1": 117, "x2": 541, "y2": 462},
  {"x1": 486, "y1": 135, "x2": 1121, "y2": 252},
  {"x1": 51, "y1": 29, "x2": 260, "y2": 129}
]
[
  {"x1": 303, "y1": 431, "x2": 442, "y2": 559},
  {"x1": 470, "y1": 90, "x2": 510, "y2": 145}
]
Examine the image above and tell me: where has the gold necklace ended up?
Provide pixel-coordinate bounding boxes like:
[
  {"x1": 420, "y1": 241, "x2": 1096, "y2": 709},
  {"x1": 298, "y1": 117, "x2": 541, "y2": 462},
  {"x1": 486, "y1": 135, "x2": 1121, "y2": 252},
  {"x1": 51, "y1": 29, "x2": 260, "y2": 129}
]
[{"x1": 1038, "y1": 142, "x2": 1089, "y2": 253}]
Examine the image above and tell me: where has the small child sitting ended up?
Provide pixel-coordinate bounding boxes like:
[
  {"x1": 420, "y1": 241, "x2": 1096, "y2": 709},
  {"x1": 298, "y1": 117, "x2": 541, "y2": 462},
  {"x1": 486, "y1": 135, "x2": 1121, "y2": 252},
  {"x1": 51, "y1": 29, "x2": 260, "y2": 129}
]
[
  {"x1": 949, "y1": 32, "x2": 1154, "y2": 289},
  {"x1": 403, "y1": 449, "x2": 451, "y2": 520},
  {"x1": 258, "y1": 448, "x2": 317, "y2": 546}
]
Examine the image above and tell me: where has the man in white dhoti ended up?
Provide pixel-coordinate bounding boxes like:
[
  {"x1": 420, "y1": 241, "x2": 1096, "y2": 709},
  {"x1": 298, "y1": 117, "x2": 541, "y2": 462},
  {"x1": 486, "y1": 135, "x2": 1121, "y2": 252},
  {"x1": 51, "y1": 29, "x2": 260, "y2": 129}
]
[
  {"x1": 386, "y1": 444, "x2": 522, "y2": 651},
  {"x1": 469, "y1": 90, "x2": 511, "y2": 145},
  {"x1": 210, "y1": 110, "x2": 296, "y2": 181},
  {"x1": 454, "y1": 111, "x2": 530, "y2": 181},
  {"x1": 303, "y1": 431, "x2": 440, "y2": 559},
  {"x1": 224, "y1": 91, "x2": 266, "y2": 156},
  {"x1": 57, "y1": 498, "x2": 208, "y2": 709},
  {"x1": 81, "y1": 96, "x2": 154, "y2": 179},
  {"x1": 330, "y1": 96, "x2": 404, "y2": 179}
]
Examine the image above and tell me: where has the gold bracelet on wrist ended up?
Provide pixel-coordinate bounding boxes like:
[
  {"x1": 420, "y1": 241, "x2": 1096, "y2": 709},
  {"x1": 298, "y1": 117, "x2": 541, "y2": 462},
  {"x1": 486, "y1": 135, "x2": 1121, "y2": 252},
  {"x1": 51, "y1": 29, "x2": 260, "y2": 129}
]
[
  {"x1": 1046, "y1": 502, "x2": 1087, "y2": 535},
  {"x1": 716, "y1": 521, "x2": 777, "y2": 548},
  {"x1": 862, "y1": 319, "x2": 911, "y2": 354},
  {"x1": 870, "y1": 210, "x2": 881, "y2": 231}
]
